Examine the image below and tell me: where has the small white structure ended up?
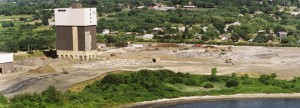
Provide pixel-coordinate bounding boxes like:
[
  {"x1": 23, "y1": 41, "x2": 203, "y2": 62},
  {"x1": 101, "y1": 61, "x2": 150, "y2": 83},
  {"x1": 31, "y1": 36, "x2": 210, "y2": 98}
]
[
  {"x1": 0, "y1": 53, "x2": 14, "y2": 74},
  {"x1": 219, "y1": 34, "x2": 230, "y2": 41},
  {"x1": 153, "y1": 27, "x2": 163, "y2": 31},
  {"x1": 154, "y1": 6, "x2": 176, "y2": 11},
  {"x1": 224, "y1": 22, "x2": 241, "y2": 32},
  {"x1": 130, "y1": 44, "x2": 144, "y2": 48},
  {"x1": 183, "y1": 6, "x2": 197, "y2": 9},
  {"x1": 202, "y1": 26, "x2": 208, "y2": 32},
  {"x1": 178, "y1": 26, "x2": 186, "y2": 32},
  {"x1": 143, "y1": 34, "x2": 154, "y2": 39},
  {"x1": 137, "y1": 6, "x2": 146, "y2": 9},
  {"x1": 102, "y1": 29, "x2": 110, "y2": 35}
]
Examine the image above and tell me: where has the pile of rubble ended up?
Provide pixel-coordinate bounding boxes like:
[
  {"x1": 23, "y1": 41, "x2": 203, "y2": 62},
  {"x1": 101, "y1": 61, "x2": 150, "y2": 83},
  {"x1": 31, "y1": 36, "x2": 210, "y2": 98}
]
[
  {"x1": 27, "y1": 65, "x2": 56, "y2": 74},
  {"x1": 75, "y1": 59, "x2": 153, "y2": 68},
  {"x1": 174, "y1": 50, "x2": 219, "y2": 58},
  {"x1": 172, "y1": 49, "x2": 250, "y2": 62},
  {"x1": 96, "y1": 59, "x2": 153, "y2": 66}
]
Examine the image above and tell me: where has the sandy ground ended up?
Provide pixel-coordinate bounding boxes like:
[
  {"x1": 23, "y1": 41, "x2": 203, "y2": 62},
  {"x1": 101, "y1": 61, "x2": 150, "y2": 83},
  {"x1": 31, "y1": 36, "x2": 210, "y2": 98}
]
[
  {"x1": 126, "y1": 93, "x2": 300, "y2": 108},
  {"x1": 1, "y1": 44, "x2": 300, "y2": 97}
]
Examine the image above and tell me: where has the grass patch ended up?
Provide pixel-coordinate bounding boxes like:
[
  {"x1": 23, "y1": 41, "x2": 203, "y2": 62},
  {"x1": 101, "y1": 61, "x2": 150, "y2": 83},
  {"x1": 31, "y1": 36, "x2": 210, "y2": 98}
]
[
  {"x1": 0, "y1": 15, "x2": 32, "y2": 21},
  {"x1": 14, "y1": 51, "x2": 45, "y2": 61},
  {"x1": 34, "y1": 26, "x2": 51, "y2": 31}
]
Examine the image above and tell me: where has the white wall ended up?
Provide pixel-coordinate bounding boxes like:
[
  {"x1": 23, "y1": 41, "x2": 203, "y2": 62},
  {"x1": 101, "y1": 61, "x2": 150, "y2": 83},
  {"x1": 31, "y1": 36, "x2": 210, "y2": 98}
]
[
  {"x1": 0, "y1": 54, "x2": 14, "y2": 63},
  {"x1": 55, "y1": 8, "x2": 97, "y2": 26}
]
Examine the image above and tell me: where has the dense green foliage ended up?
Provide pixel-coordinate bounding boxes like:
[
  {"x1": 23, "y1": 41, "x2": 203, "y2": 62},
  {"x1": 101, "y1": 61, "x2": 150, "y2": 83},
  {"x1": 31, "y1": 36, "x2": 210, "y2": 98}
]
[
  {"x1": 2, "y1": 69, "x2": 300, "y2": 107},
  {"x1": 226, "y1": 79, "x2": 239, "y2": 88},
  {"x1": 0, "y1": 28, "x2": 55, "y2": 52},
  {"x1": 203, "y1": 83, "x2": 214, "y2": 88},
  {"x1": 0, "y1": 93, "x2": 7, "y2": 105}
]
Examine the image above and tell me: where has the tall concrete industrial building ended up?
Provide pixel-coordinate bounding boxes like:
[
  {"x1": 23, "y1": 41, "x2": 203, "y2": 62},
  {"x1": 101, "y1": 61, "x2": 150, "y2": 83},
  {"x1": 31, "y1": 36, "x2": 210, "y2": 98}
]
[{"x1": 55, "y1": 3, "x2": 97, "y2": 61}]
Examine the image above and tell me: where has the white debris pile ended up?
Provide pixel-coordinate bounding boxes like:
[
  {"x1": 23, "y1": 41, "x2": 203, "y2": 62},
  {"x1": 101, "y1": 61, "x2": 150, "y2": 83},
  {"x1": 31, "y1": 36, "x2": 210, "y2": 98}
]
[
  {"x1": 96, "y1": 59, "x2": 153, "y2": 66},
  {"x1": 172, "y1": 47, "x2": 271, "y2": 61},
  {"x1": 174, "y1": 50, "x2": 219, "y2": 58},
  {"x1": 75, "y1": 59, "x2": 153, "y2": 68}
]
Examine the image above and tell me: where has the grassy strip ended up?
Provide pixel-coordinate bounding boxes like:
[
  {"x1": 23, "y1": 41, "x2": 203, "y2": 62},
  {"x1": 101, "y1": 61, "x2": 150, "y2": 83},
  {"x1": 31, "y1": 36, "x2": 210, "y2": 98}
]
[{"x1": 3, "y1": 69, "x2": 300, "y2": 108}]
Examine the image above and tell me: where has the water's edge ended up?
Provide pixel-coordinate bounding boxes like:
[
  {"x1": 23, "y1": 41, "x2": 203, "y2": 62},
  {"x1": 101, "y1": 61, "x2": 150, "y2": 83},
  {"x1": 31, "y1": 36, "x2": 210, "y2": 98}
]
[{"x1": 125, "y1": 93, "x2": 300, "y2": 108}]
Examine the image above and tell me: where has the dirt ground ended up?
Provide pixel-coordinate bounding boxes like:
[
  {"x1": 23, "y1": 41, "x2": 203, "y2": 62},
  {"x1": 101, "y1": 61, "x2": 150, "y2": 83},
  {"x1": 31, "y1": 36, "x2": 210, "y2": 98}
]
[{"x1": 1, "y1": 44, "x2": 300, "y2": 97}]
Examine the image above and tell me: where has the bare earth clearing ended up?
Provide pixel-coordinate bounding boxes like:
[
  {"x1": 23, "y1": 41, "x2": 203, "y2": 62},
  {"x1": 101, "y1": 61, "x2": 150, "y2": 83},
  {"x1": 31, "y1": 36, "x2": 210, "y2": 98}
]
[{"x1": 1, "y1": 44, "x2": 300, "y2": 97}]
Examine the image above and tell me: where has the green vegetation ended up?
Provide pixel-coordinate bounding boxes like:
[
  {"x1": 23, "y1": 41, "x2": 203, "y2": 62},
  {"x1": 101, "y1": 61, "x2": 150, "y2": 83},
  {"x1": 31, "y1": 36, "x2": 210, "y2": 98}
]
[
  {"x1": 203, "y1": 83, "x2": 214, "y2": 89},
  {"x1": 0, "y1": 93, "x2": 7, "y2": 105},
  {"x1": 2, "y1": 69, "x2": 300, "y2": 107},
  {"x1": 0, "y1": 28, "x2": 55, "y2": 52},
  {"x1": 0, "y1": 0, "x2": 300, "y2": 52}
]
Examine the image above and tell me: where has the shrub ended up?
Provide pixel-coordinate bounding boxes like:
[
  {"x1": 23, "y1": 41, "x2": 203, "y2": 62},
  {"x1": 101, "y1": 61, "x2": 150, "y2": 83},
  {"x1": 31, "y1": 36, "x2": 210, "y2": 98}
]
[
  {"x1": 259, "y1": 73, "x2": 277, "y2": 85},
  {"x1": 41, "y1": 86, "x2": 63, "y2": 104},
  {"x1": 10, "y1": 93, "x2": 45, "y2": 108},
  {"x1": 226, "y1": 79, "x2": 239, "y2": 88},
  {"x1": 204, "y1": 83, "x2": 214, "y2": 88},
  {"x1": 0, "y1": 93, "x2": 7, "y2": 105},
  {"x1": 209, "y1": 68, "x2": 220, "y2": 82}
]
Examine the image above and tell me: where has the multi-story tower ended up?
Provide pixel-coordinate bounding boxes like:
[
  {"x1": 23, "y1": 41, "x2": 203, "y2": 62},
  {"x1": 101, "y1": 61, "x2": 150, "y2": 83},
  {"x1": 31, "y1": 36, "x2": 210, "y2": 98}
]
[{"x1": 55, "y1": 3, "x2": 97, "y2": 61}]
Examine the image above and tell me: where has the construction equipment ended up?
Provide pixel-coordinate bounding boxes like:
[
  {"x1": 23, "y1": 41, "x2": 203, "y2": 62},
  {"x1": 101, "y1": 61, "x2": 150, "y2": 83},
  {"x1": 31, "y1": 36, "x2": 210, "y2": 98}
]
[
  {"x1": 226, "y1": 58, "x2": 232, "y2": 63},
  {"x1": 205, "y1": 47, "x2": 211, "y2": 52},
  {"x1": 227, "y1": 46, "x2": 232, "y2": 52},
  {"x1": 145, "y1": 48, "x2": 160, "y2": 51},
  {"x1": 110, "y1": 53, "x2": 116, "y2": 57},
  {"x1": 63, "y1": 68, "x2": 69, "y2": 74},
  {"x1": 169, "y1": 47, "x2": 178, "y2": 52},
  {"x1": 220, "y1": 51, "x2": 226, "y2": 55},
  {"x1": 226, "y1": 58, "x2": 234, "y2": 65},
  {"x1": 152, "y1": 57, "x2": 160, "y2": 63},
  {"x1": 179, "y1": 48, "x2": 189, "y2": 51}
]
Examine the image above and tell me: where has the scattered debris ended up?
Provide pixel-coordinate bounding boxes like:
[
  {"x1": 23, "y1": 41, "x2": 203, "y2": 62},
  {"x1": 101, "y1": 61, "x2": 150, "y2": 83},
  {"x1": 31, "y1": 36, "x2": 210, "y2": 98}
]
[
  {"x1": 156, "y1": 43, "x2": 179, "y2": 47},
  {"x1": 111, "y1": 54, "x2": 116, "y2": 57},
  {"x1": 152, "y1": 58, "x2": 161, "y2": 63}
]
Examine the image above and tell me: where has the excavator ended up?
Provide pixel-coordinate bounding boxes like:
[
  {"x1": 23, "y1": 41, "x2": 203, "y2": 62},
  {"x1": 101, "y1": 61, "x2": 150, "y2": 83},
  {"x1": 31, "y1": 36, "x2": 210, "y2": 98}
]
[{"x1": 169, "y1": 47, "x2": 178, "y2": 52}]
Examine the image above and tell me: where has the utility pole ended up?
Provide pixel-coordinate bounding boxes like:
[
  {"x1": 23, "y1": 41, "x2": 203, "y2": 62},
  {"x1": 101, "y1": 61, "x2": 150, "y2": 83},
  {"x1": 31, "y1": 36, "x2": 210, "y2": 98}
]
[{"x1": 27, "y1": 45, "x2": 30, "y2": 52}]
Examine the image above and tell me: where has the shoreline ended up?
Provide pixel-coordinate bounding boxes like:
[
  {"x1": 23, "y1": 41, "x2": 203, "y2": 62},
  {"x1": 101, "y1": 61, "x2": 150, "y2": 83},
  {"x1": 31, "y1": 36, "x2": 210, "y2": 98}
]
[{"x1": 125, "y1": 93, "x2": 300, "y2": 108}]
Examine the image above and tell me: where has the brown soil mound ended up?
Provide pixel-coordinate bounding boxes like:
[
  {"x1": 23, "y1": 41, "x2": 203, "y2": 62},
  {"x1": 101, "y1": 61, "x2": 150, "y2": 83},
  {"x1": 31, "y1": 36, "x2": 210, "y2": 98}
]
[
  {"x1": 156, "y1": 43, "x2": 178, "y2": 47},
  {"x1": 27, "y1": 65, "x2": 56, "y2": 74}
]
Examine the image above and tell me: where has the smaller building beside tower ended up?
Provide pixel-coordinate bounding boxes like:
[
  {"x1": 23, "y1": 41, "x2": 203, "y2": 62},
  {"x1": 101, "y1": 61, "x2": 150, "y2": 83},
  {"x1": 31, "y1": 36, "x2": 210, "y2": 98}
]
[
  {"x1": 54, "y1": 3, "x2": 97, "y2": 61},
  {"x1": 0, "y1": 53, "x2": 14, "y2": 74}
]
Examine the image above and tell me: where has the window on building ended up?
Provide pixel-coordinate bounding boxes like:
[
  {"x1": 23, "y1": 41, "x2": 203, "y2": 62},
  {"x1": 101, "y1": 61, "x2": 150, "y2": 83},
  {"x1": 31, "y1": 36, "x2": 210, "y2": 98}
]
[
  {"x1": 0, "y1": 68, "x2": 2, "y2": 74},
  {"x1": 58, "y1": 9, "x2": 66, "y2": 12}
]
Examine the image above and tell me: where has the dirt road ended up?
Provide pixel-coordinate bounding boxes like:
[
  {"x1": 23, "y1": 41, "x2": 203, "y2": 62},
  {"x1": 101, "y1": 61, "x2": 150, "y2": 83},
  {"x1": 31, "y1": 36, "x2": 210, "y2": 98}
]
[{"x1": 0, "y1": 74, "x2": 61, "y2": 95}]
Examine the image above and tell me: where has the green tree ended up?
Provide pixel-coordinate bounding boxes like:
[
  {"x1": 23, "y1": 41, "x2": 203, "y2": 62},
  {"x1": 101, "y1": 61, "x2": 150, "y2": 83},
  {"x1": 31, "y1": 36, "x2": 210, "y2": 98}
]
[
  {"x1": 226, "y1": 79, "x2": 239, "y2": 88},
  {"x1": 42, "y1": 17, "x2": 49, "y2": 26},
  {"x1": 41, "y1": 86, "x2": 63, "y2": 104},
  {"x1": 231, "y1": 32, "x2": 240, "y2": 42},
  {"x1": 231, "y1": 73, "x2": 237, "y2": 79},
  {"x1": 209, "y1": 68, "x2": 220, "y2": 82},
  {"x1": 253, "y1": 34, "x2": 268, "y2": 43}
]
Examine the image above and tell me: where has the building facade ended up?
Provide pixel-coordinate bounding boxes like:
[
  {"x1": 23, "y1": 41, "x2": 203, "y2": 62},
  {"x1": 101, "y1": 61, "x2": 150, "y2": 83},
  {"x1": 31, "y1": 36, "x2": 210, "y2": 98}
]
[
  {"x1": 0, "y1": 53, "x2": 14, "y2": 74},
  {"x1": 55, "y1": 3, "x2": 97, "y2": 61}
]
